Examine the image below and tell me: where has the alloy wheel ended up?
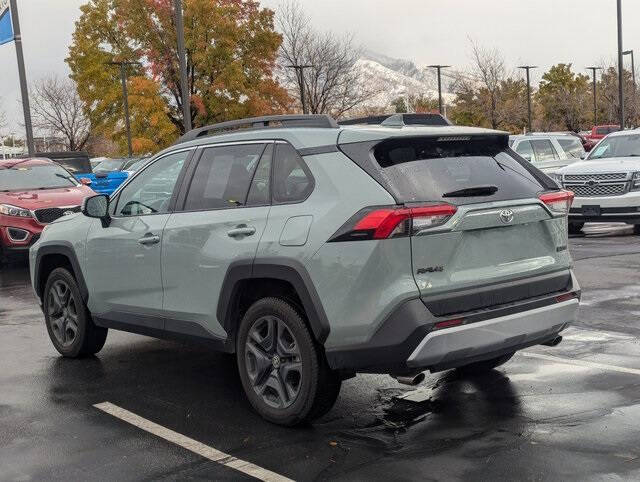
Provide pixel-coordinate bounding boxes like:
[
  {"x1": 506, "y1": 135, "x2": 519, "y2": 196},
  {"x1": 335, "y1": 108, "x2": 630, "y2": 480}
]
[
  {"x1": 47, "y1": 280, "x2": 79, "y2": 348},
  {"x1": 244, "y1": 315, "x2": 302, "y2": 409}
]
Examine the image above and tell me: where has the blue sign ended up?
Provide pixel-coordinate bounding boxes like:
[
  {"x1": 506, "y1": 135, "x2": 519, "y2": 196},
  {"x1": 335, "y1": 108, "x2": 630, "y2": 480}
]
[{"x1": 0, "y1": 0, "x2": 13, "y2": 46}]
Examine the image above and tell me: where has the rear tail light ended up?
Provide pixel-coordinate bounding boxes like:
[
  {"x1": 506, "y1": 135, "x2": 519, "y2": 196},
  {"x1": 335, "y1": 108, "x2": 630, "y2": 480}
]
[
  {"x1": 539, "y1": 190, "x2": 574, "y2": 215},
  {"x1": 329, "y1": 204, "x2": 457, "y2": 242}
]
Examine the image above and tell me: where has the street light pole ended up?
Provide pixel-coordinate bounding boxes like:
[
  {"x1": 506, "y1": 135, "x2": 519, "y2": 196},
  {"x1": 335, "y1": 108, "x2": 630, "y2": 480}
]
[
  {"x1": 286, "y1": 64, "x2": 313, "y2": 114},
  {"x1": 518, "y1": 65, "x2": 537, "y2": 133},
  {"x1": 617, "y1": 0, "x2": 625, "y2": 129},
  {"x1": 107, "y1": 60, "x2": 140, "y2": 157},
  {"x1": 9, "y1": 0, "x2": 34, "y2": 156},
  {"x1": 174, "y1": 0, "x2": 191, "y2": 132},
  {"x1": 586, "y1": 66, "x2": 603, "y2": 125},
  {"x1": 428, "y1": 65, "x2": 450, "y2": 114}
]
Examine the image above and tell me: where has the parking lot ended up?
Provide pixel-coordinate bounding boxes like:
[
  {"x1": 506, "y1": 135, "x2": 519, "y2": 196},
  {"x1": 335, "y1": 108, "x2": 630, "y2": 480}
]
[{"x1": 0, "y1": 224, "x2": 639, "y2": 481}]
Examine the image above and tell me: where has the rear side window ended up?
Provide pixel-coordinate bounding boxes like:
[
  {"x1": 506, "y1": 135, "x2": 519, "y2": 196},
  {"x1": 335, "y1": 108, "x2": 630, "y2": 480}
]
[
  {"x1": 530, "y1": 139, "x2": 558, "y2": 161},
  {"x1": 367, "y1": 136, "x2": 548, "y2": 204},
  {"x1": 184, "y1": 144, "x2": 265, "y2": 210},
  {"x1": 272, "y1": 143, "x2": 313, "y2": 203}
]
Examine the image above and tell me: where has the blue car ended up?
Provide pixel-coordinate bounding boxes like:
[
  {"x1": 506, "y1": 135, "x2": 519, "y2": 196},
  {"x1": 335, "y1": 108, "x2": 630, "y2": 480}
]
[{"x1": 75, "y1": 158, "x2": 130, "y2": 195}]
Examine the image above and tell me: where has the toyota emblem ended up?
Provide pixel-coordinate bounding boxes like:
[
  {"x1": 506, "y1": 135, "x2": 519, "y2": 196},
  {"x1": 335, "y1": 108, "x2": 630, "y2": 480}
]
[
  {"x1": 62, "y1": 210, "x2": 74, "y2": 216},
  {"x1": 499, "y1": 209, "x2": 514, "y2": 224}
]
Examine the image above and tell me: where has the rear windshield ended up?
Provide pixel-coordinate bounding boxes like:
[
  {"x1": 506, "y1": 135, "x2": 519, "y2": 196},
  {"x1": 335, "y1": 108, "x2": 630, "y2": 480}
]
[{"x1": 362, "y1": 136, "x2": 549, "y2": 204}]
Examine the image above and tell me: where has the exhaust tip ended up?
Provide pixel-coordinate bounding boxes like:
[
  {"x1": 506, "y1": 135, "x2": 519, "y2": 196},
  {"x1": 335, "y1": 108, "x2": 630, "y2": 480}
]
[
  {"x1": 392, "y1": 372, "x2": 426, "y2": 386},
  {"x1": 541, "y1": 335, "x2": 563, "y2": 347}
]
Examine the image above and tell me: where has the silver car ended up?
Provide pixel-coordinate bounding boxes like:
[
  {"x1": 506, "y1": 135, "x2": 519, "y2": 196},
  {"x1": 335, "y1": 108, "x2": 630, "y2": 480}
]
[
  {"x1": 29, "y1": 113, "x2": 580, "y2": 426},
  {"x1": 510, "y1": 134, "x2": 585, "y2": 172}
]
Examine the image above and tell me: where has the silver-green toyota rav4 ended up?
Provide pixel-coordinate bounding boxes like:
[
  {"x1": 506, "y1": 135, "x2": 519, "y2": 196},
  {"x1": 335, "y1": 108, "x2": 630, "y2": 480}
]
[{"x1": 30, "y1": 113, "x2": 580, "y2": 426}]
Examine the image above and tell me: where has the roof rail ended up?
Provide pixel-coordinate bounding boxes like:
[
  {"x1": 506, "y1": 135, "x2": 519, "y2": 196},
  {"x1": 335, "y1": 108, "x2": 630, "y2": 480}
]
[
  {"x1": 338, "y1": 113, "x2": 452, "y2": 127},
  {"x1": 174, "y1": 114, "x2": 339, "y2": 145}
]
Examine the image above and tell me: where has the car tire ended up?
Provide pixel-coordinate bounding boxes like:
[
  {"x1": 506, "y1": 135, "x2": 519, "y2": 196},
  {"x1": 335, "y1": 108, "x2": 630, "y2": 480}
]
[
  {"x1": 236, "y1": 297, "x2": 341, "y2": 426},
  {"x1": 633, "y1": 224, "x2": 640, "y2": 235},
  {"x1": 568, "y1": 222, "x2": 584, "y2": 235},
  {"x1": 43, "y1": 267, "x2": 108, "y2": 357},
  {"x1": 456, "y1": 352, "x2": 515, "y2": 374}
]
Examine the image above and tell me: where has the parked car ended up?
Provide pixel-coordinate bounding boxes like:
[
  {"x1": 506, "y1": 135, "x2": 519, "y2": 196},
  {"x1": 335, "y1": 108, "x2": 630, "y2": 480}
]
[
  {"x1": 0, "y1": 158, "x2": 94, "y2": 262},
  {"x1": 509, "y1": 133, "x2": 584, "y2": 172},
  {"x1": 75, "y1": 158, "x2": 130, "y2": 195},
  {"x1": 583, "y1": 124, "x2": 620, "y2": 151},
  {"x1": 30, "y1": 114, "x2": 579, "y2": 426},
  {"x1": 551, "y1": 129, "x2": 640, "y2": 234}
]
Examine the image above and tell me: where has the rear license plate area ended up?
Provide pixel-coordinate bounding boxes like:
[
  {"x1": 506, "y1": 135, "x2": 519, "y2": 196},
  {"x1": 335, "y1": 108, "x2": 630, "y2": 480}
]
[{"x1": 582, "y1": 205, "x2": 601, "y2": 216}]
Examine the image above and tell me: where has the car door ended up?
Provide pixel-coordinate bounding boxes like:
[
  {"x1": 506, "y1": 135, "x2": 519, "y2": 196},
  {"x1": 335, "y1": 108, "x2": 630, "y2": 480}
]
[
  {"x1": 161, "y1": 142, "x2": 272, "y2": 339},
  {"x1": 84, "y1": 149, "x2": 193, "y2": 323}
]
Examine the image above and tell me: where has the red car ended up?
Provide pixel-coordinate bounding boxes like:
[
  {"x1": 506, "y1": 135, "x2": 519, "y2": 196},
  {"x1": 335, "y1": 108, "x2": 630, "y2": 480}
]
[
  {"x1": 583, "y1": 124, "x2": 620, "y2": 151},
  {"x1": 0, "y1": 158, "x2": 94, "y2": 261}
]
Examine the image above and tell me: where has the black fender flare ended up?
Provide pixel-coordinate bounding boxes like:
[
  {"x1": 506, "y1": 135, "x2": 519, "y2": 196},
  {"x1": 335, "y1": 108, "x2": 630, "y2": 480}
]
[
  {"x1": 34, "y1": 243, "x2": 89, "y2": 303},
  {"x1": 217, "y1": 258, "x2": 330, "y2": 344}
]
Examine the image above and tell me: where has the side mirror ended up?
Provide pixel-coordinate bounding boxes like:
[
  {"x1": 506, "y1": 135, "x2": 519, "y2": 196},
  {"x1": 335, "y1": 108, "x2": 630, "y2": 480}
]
[
  {"x1": 82, "y1": 194, "x2": 110, "y2": 226},
  {"x1": 79, "y1": 177, "x2": 92, "y2": 185}
]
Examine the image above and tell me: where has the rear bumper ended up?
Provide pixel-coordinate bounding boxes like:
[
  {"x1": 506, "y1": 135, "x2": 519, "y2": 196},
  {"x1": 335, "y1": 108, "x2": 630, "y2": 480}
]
[
  {"x1": 325, "y1": 270, "x2": 579, "y2": 374},
  {"x1": 407, "y1": 299, "x2": 578, "y2": 371}
]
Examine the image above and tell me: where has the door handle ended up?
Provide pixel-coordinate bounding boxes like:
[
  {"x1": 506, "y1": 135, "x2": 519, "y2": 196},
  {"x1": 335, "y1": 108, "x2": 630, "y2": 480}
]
[
  {"x1": 137, "y1": 234, "x2": 160, "y2": 245},
  {"x1": 227, "y1": 225, "x2": 256, "y2": 238}
]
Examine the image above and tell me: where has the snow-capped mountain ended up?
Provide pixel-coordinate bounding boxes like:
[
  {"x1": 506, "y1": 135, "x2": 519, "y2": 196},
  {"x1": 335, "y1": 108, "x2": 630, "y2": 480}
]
[{"x1": 355, "y1": 51, "x2": 455, "y2": 108}]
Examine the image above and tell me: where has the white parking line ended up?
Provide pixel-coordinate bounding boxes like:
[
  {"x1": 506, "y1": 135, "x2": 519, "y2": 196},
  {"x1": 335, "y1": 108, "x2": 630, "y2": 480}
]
[
  {"x1": 522, "y1": 352, "x2": 640, "y2": 376},
  {"x1": 94, "y1": 402, "x2": 293, "y2": 482}
]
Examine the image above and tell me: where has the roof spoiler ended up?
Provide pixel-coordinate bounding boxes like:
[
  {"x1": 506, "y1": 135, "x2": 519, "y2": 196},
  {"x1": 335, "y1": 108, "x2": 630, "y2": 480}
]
[
  {"x1": 338, "y1": 113, "x2": 452, "y2": 127},
  {"x1": 173, "y1": 114, "x2": 339, "y2": 146}
]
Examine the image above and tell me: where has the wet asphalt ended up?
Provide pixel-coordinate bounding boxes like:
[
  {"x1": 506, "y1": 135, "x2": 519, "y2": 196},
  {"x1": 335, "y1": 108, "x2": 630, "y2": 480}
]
[{"x1": 1, "y1": 224, "x2": 640, "y2": 481}]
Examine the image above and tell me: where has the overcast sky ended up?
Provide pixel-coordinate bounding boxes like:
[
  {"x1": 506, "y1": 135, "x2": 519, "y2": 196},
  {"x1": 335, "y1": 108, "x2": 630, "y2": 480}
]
[{"x1": 1, "y1": 0, "x2": 639, "y2": 135}]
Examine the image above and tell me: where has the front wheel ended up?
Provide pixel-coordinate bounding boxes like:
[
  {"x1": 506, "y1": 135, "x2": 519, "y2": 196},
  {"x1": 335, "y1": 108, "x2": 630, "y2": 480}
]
[
  {"x1": 456, "y1": 352, "x2": 515, "y2": 375},
  {"x1": 43, "y1": 267, "x2": 108, "y2": 357},
  {"x1": 236, "y1": 297, "x2": 341, "y2": 426}
]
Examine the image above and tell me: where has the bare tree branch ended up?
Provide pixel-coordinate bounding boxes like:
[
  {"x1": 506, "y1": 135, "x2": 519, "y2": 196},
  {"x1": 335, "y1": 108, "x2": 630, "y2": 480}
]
[
  {"x1": 277, "y1": 1, "x2": 379, "y2": 118},
  {"x1": 30, "y1": 75, "x2": 91, "y2": 151}
]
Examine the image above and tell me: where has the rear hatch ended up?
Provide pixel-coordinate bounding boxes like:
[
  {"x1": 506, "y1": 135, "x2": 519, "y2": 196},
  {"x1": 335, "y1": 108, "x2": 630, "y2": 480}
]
[{"x1": 339, "y1": 131, "x2": 572, "y2": 315}]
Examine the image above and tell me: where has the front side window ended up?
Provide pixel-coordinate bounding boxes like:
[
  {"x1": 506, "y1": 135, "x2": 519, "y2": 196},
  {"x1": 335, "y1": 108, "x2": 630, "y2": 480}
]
[
  {"x1": 557, "y1": 138, "x2": 584, "y2": 158},
  {"x1": 0, "y1": 163, "x2": 77, "y2": 191},
  {"x1": 184, "y1": 144, "x2": 266, "y2": 211},
  {"x1": 530, "y1": 139, "x2": 557, "y2": 161},
  {"x1": 588, "y1": 134, "x2": 640, "y2": 160},
  {"x1": 272, "y1": 143, "x2": 313, "y2": 203},
  {"x1": 115, "y1": 151, "x2": 189, "y2": 216}
]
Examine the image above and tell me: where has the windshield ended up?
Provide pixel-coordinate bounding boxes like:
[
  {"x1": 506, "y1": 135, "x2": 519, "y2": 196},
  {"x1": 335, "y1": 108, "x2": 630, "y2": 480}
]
[
  {"x1": 94, "y1": 159, "x2": 126, "y2": 172},
  {"x1": 588, "y1": 134, "x2": 640, "y2": 160},
  {"x1": 0, "y1": 164, "x2": 78, "y2": 191}
]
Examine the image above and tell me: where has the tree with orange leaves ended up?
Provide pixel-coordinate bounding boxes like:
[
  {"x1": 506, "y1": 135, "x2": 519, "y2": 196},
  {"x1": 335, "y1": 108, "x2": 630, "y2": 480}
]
[{"x1": 67, "y1": 0, "x2": 291, "y2": 155}]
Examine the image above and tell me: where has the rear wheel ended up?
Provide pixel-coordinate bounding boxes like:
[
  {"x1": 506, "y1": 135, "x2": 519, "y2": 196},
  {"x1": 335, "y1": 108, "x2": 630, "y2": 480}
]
[
  {"x1": 43, "y1": 267, "x2": 108, "y2": 357},
  {"x1": 236, "y1": 297, "x2": 341, "y2": 426},
  {"x1": 633, "y1": 224, "x2": 640, "y2": 235},
  {"x1": 456, "y1": 352, "x2": 515, "y2": 375},
  {"x1": 568, "y1": 222, "x2": 584, "y2": 235}
]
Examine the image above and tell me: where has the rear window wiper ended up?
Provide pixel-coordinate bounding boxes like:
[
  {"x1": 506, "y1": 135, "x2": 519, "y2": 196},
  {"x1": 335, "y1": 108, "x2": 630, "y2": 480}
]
[{"x1": 442, "y1": 185, "x2": 498, "y2": 197}]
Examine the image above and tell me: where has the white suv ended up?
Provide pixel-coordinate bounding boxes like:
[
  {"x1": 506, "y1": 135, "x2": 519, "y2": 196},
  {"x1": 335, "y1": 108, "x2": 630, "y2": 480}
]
[{"x1": 552, "y1": 130, "x2": 640, "y2": 234}]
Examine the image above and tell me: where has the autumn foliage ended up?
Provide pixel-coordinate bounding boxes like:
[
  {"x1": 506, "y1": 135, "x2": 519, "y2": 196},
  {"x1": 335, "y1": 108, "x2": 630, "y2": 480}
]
[{"x1": 67, "y1": 0, "x2": 291, "y2": 155}]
